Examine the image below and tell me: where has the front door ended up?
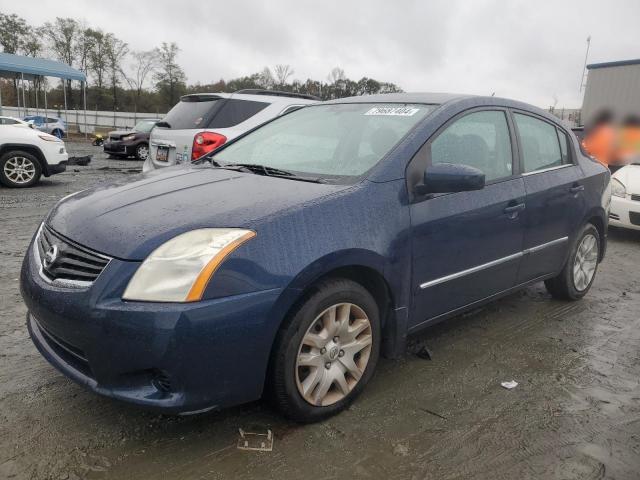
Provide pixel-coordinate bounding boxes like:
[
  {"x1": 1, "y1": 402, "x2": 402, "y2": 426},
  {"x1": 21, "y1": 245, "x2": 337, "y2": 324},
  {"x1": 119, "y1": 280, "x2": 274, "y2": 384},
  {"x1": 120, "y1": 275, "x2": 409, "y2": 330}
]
[{"x1": 409, "y1": 109, "x2": 526, "y2": 328}]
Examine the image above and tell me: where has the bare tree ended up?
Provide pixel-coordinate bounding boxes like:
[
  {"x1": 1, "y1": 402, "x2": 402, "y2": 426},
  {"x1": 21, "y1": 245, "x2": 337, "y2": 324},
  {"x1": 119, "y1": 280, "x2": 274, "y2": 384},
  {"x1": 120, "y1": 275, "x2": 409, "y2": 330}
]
[
  {"x1": 86, "y1": 29, "x2": 109, "y2": 90},
  {"x1": 74, "y1": 25, "x2": 95, "y2": 75},
  {"x1": 125, "y1": 50, "x2": 157, "y2": 115},
  {"x1": 258, "y1": 67, "x2": 274, "y2": 89},
  {"x1": 0, "y1": 13, "x2": 29, "y2": 54},
  {"x1": 273, "y1": 64, "x2": 294, "y2": 86},
  {"x1": 327, "y1": 67, "x2": 345, "y2": 84}
]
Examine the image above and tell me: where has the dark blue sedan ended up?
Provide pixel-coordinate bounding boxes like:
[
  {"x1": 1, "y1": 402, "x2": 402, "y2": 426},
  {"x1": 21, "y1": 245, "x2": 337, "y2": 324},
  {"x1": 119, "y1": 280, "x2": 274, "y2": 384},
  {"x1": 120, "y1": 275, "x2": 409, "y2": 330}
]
[{"x1": 20, "y1": 93, "x2": 610, "y2": 422}]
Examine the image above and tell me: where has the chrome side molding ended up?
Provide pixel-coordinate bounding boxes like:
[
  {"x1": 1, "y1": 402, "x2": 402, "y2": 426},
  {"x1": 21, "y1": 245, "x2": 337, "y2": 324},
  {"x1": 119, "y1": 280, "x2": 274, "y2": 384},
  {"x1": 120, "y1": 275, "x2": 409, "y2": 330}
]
[{"x1": 419, "y1": 236, "x2": 568, "y2": 289}]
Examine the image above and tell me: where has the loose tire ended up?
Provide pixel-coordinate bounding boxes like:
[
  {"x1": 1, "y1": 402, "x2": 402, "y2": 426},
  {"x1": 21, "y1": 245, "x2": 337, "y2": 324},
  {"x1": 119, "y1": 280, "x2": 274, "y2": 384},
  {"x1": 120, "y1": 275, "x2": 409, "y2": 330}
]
[
  {"x1": 135, "y1": 143, "x2": 149, "y2": 161},
  {"x1": 545, "y1": 223, "x2": 600, "y2": 300},
  {"x1": 270, "y1": 278, "x2": 381, "y2": 423},
  {"x1": 0, "y1": 151, "x2": 42, "y2": 188}
]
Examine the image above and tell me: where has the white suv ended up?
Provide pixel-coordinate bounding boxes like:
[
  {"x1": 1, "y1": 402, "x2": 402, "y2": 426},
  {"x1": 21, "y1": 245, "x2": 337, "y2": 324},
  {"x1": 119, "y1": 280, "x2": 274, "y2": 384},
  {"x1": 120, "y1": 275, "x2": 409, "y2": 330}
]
[
  {"x1": 143, "y1": 90, "x2": 317, "y2": 172},
  {"x1": 0, "y1": 122, "x2": 68, "y2": 187}
]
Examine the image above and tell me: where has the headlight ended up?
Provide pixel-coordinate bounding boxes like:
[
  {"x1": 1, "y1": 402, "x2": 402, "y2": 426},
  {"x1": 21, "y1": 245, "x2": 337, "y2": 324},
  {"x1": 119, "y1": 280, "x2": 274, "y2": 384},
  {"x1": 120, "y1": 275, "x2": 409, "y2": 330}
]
[
  {"x1": 611, "y1": 178, "x2": 626, "y2": 198},
  {"x1": 38, "y1": 133, "x2": 61, "y2": 142},
  {"x1": 123, "y1": 228, "x2": 255, "y2": 302},
  {"x1": 122, "y1": 134, "x2": 136, "y2": 141}
]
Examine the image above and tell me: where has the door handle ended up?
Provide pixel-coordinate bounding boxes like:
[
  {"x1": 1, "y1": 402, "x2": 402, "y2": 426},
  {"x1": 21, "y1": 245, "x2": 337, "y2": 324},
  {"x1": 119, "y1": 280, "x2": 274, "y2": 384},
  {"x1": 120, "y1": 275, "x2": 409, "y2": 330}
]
[
  {"x1": 570, "y1": 184, "x2": 585, "y2": 194},
  {"x1": 504, "y1": 203, "x2": 526, "y2": 215}
]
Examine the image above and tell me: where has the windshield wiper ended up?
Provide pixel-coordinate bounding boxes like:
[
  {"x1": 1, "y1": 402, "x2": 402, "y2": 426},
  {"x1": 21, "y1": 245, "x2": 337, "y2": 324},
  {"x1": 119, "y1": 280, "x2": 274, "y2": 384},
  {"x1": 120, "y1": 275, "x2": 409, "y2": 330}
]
[{"x1": 222, "y1": 163, "x2": 326, "y2": 183}]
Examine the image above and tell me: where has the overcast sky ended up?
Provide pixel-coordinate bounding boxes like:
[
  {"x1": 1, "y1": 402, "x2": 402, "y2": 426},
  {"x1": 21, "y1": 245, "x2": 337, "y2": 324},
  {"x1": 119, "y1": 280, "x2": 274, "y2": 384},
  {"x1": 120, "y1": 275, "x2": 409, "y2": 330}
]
[{"x1": 4, "y1": 0, "x2": 640, "y2": 107}]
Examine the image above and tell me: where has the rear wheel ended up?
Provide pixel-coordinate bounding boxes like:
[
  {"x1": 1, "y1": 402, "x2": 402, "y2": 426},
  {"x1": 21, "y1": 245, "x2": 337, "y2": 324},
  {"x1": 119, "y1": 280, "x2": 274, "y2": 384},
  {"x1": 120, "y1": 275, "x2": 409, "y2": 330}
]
[
  {"x1": 52, "y1": 129, "x2": 64, "y2": 139},
  {"x1": 270, "y1": 278, "x2": 380, "y2": 423},
  {"x1": 545, "y1": 223, "x2": 600, "y2": 300},
  {"x1": 0, "y1": 151, "x2": 42, "y2": 188}
]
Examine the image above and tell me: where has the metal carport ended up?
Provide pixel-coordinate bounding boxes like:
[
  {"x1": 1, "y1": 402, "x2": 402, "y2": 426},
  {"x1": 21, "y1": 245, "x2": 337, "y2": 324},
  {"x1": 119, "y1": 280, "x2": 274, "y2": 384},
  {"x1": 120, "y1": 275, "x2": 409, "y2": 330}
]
[{"x1": 0, "y1": 52, "x2": 88, "y2": 137}]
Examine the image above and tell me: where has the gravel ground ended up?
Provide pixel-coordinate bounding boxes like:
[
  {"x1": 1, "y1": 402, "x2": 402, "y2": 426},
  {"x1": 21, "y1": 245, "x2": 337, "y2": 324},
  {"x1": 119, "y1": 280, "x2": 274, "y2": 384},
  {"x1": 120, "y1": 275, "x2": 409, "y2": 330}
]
[{"x1": 1, "y1": 140, "x2": 639, "y2": 480}]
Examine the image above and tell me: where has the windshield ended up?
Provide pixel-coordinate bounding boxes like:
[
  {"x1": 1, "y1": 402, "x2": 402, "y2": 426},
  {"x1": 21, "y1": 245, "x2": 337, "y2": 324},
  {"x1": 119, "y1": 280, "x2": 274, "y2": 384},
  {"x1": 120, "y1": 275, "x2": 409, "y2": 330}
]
[
  {"x1": 134, "y1": 120, "x2": 158, "y2": 133},
  {"x1": 212, "y1": 103, "x2": 435, "y2": 180}
]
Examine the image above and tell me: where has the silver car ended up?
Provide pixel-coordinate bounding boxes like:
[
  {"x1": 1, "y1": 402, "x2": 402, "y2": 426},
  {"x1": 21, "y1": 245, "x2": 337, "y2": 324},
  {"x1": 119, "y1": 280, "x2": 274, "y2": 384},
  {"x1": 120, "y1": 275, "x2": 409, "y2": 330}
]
[
  {"x1": 23, "y1": 115, "x2": 66, "y2": 138},
  {"x1": 143, "y1": 90, "x2": 317, "y2": 172}
]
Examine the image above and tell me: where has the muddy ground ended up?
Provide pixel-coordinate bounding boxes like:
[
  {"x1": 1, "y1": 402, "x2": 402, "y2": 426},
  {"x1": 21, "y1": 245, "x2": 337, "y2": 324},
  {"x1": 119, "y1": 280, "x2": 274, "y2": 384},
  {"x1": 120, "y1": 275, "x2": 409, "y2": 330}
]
[{"x1": 1, "y1": 140, "x2": 639, "y2": 480}]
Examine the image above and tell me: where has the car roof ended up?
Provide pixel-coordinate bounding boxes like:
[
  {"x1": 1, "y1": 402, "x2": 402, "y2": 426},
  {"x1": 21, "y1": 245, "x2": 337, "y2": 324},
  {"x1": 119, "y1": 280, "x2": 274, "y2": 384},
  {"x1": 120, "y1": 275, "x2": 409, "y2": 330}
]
[
  {"x1": 179, "y1": 92, "x2": 317, "y2": 105},
  {"x1": 323, "y1": 92, "x2": 474, "y2": 105}
]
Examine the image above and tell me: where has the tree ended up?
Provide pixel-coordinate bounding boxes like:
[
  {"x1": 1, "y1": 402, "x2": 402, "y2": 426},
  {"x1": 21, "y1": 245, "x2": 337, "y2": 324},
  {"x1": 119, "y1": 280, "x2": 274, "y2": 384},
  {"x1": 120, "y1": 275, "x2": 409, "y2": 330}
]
[
  {"x1": 86, "y1": 29, "x2": 109, "y2": 89},
  {"x1": 258, "y1": 67, "x2": 274, "y2": 89},
  {"x1": 0, "y1": 13, "x2": 29, "y2": 54},
  {"x1": 104, "y1": 35, "x2": 128, "y2": 110},
  {"x1": 74, "y1": 25, "x2": 95, "y2": 75},
  {"x1": 41, "y1": 17, "x2": 79, "y2": 103},
  {"x1": 154, "y1": 42, "x2": 186, "y2": 109},
  {"x1": 125, "y1": 50, "x2": 157, "y2": 115},
  {"x1": 273, "y1": 64, "x2": 294, "y2": 86}
]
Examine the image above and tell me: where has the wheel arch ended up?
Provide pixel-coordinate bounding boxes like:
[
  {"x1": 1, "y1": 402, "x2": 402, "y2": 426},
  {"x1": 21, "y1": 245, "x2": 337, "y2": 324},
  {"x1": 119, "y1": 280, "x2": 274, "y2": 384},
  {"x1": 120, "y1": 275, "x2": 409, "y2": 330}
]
[
  {"x1": 264, "y1": 249, "x2": 401, "y2": 393},
  {"x1": 582, "y1": 207, "x2": 607, "y2": 261}
]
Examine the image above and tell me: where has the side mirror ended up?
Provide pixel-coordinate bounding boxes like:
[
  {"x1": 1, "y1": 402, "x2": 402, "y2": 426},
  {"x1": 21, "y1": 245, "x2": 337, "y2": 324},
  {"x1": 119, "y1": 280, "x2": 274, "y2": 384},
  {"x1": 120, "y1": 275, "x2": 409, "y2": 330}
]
[{"x1": 416, "y1": 163, "x2": 485, "y2": 194}]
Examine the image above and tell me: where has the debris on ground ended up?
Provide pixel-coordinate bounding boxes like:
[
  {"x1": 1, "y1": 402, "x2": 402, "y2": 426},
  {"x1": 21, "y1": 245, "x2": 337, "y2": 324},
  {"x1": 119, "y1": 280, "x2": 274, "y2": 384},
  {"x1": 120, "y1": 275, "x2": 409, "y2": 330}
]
[
  {"x1": 416, "y1": 345, "x2": 433, "y2": 360},
  {"x1": 501, "y1": 380, "x2": 519, "y2": 390},
  {"x1": 67, "y1": 155, "x2": 92, "y2": 166},
  {"x1": 420, "y1": 407, "x2": 448, "y2": 420},
  {"x1": 237, "y1": 429, "x2": 273, "y2": 452}
]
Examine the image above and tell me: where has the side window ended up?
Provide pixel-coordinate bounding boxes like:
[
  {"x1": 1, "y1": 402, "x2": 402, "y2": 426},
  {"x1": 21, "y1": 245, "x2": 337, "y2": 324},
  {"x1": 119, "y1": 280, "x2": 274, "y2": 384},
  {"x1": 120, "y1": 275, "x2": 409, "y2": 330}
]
[
  {"x1": 430, "y1": 110, "x2": 513, "y2": 182},
  {"x1": 209, "y1": 99, "x2": 269, "y2": 128},
  {"x1": 514, "y1": 113, "x2": 563, "y2": 172},
  {"x1": 557, "y1": 128, "x2": 571, "y2": 164}
]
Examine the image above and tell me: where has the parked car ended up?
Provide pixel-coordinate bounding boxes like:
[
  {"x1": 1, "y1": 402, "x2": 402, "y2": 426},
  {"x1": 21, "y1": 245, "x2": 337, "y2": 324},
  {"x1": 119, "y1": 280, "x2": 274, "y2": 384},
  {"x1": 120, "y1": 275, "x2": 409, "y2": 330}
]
[
  {"x1": 103, "y1": 119, "x2": 162, "y2": 161},
  {"x1": 143, "y1": 89, "x2": 317, "y2": 172},
  {"x1": 0, "y1": 116, "x2": 33, "y2": 128},
  {"x1": 0, "y1": 122, "x2": 67, "y2": 187},
  {"x1": 23, "y1": 115, "x2": 66, "y2": 138},
  {"x1": 21, "y1": 93, "x2": 609, "y2": 422},
  {"x1": 610, "y1": 162, "x2": 640, "y2": 230}
]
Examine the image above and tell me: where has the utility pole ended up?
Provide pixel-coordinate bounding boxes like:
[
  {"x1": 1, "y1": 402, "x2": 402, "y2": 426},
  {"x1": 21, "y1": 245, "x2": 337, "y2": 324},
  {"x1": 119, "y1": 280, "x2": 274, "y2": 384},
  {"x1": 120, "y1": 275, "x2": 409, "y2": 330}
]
[{"x1": 580, "y1": 36, "x2": 591, "y2": 92}]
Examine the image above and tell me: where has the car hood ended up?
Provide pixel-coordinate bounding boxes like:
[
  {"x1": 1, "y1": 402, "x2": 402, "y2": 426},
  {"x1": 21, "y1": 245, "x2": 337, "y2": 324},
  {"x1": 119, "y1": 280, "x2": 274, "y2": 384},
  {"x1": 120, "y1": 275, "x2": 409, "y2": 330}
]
[
  {"x1": 109, "y1": 130, "x2": 134, "y2": 137},
  {"x1": 613, "y1": 164, "x2": 640, "y2": 195},
  {"x1": 46, "y1": 166, "x2": 350, "y2": 260}
]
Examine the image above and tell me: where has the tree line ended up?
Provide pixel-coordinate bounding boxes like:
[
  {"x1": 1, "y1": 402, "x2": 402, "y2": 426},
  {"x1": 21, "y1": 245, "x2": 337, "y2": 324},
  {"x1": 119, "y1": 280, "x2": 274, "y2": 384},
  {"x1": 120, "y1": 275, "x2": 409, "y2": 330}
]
[{"x1": 0, "y1": 12, "x2": 402, "y2": 115}]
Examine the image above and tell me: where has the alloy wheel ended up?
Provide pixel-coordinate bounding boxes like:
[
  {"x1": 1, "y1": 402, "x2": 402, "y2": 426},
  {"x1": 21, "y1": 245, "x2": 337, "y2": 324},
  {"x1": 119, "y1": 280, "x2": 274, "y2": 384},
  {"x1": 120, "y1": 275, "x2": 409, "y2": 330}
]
[
  {"x1": 137, "y1": 145, "x2": 149, "y2": 160},
  {"x1": 4, "y1": 156, "x2": 36, "y2": 185},
  {"x1": 573, "y1": 233, "x2": 598, "y2": 291},
  {"x1": 295, "y1": 302, "x2": 373, "y2": 407}
]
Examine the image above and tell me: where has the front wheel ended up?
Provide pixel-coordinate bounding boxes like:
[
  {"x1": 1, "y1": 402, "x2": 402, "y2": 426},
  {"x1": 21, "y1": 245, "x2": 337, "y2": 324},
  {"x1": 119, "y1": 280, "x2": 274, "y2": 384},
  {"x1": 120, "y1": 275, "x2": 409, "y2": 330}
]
[
  {"x1": 270, "y1": 278, "x2": 380, "y2": 423},
  {"x1": 135, "y1": 143, "x2": 149, "y2": 161},
  {"x1": 545, "y1": 223, "x2": 600, "y2": 300},
  {"x1": 0, "y1": 151, "x2": 42, "y2": 188}
]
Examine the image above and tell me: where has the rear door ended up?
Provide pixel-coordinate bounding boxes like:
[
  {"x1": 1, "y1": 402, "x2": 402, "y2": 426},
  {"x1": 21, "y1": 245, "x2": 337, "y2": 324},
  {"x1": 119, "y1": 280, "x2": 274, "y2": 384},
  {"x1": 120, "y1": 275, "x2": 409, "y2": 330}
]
[
  {"x1": 409, "y1": 109, "x2": 527, "y2": 328},
  {"x1": 512, "y1": 111, "x2": 586, "y2": 282}
]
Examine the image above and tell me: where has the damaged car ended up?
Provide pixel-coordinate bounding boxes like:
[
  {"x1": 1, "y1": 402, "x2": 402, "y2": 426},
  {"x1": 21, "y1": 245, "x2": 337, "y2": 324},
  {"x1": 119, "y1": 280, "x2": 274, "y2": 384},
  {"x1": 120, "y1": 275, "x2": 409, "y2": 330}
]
[{"x1": 21, "y1": 93, "x2": 610, "y2": 422}]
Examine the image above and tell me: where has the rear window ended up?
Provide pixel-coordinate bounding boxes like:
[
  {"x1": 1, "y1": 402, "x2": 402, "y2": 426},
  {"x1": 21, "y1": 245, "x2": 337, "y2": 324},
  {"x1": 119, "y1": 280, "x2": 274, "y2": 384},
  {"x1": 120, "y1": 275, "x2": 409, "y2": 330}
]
[
  {"x1": 209, "y1": 99, "x2": 269, "y2": 128},
  {"x1": 162, "y1": 96, "x2": 221, "y2": 130},
  {"x1": 160, "y1": 97, "x2": 269, "y2": 130}
]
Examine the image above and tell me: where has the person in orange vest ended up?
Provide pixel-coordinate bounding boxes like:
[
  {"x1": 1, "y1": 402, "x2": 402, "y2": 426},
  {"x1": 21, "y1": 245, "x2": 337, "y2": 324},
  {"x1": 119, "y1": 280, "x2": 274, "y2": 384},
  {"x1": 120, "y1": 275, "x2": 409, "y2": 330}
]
[
  {"x1": 617, "y1": 115, "x2": 640, "y2": 166},
  {"x1": 582, "y1": 110, "x2": 616, "y2": 167}
]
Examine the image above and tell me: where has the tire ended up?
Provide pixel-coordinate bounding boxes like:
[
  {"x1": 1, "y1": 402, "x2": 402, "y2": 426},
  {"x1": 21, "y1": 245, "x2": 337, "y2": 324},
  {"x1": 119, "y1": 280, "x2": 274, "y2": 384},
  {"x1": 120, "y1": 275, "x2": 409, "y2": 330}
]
[
  {"x1": 52, "y1": 129, "x2": 64, "y2": 139},
  {"x1": 135, "y1": 143, "x2": 149, "y2": 161},
  {"x1": 270, "y1": 278, "x2": 381, "y2": 423},
  {"x1": 545, "y1": 223, "x2": 600, "y2": 300},
  {"x1": 0, "y1": 150, "x2": 42, "y2": 188}
]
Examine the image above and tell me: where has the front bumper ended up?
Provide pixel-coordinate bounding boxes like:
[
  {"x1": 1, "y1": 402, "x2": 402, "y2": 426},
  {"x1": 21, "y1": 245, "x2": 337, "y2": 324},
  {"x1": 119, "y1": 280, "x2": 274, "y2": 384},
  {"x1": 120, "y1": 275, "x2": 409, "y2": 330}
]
[
  {"x1": 20, "y1": 237, "x2": 283, "y2": 414},
  {"x1": 104, "y1": 141, "x2": 135, "y2": 156},
  {"x1": 46, "y1": 161, "x2": 67, "y2": 176},
  {"x1": 609, "y1": 195, "x2": 640, "y2": 231}
]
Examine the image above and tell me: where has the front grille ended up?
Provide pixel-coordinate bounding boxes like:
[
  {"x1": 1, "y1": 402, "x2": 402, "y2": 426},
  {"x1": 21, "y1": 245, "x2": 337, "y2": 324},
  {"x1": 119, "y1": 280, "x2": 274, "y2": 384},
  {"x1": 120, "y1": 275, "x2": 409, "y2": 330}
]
[
  {"x1": 37, "y1": 225, "x2": 110, "y2": 284},
  {"x1": 631, "y1": 194, "x2": 640, "y2": 202},
  {"x1": 630, "y1": 212, "x2": 640, "y2": 226},
  {"x1": 609, "y1": 213, "x2": 620, "y2": 220}
]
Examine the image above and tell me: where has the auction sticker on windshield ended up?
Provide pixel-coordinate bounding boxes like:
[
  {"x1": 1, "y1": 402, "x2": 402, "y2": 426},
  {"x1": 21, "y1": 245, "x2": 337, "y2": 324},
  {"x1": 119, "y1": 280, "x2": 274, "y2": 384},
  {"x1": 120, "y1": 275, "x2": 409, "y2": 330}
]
[{"x1": 364, "y1": 106, "x2": 420, "y2": 116}]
